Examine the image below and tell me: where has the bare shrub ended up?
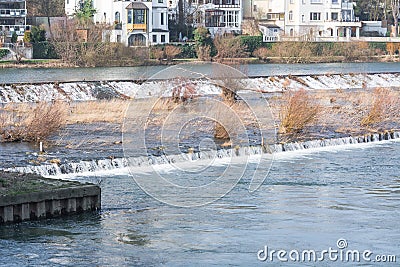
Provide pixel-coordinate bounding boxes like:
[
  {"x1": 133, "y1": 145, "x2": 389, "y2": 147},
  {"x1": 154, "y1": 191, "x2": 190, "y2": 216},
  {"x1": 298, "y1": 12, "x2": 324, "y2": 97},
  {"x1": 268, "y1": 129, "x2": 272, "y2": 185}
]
[
  {"x1": 361, "y1": 87, "x2": 400, "y2": 126},
  {"x1": 51, "y1": 19, "x2": 148, "y2": 67},
  {"x1": 196, "y1": 45, "x2": 212, "y2": 61},
  {"x1": 152, "y1": 78, "x2": 198, "y2": 111},
  {"x1": 213, "y1": 34, "x2": 248, "y2": 62},
  {"x1": 267, "y1": 42, "x2": 315, "y2": 63},
  {"x1": 164, "y1": 45, "x2": 182, "y2": 62},
  {"x1": 151, "y1": 47, "x2": 164, "y2": 63},
  {"x1": 253, "y1": 47, "x2": 270, "y2": 61},
  {"x1": 279, "y1": 89, "x2": 320, "y2": 134},
  {"x1": 0, "y1": 101, "x2": 68, "y2": 142},
  {"x1": 213, "y1": 102, "x2": 243, "y2": 140},
  {"x1": 322, "y1": 42, "x2": 373, "y2": 61},
  {"x1": 171, "y1": 80, "x2": 197, "y2": 103},
  {"x1": 214, "y1": 121, "x2": 229, "y2": 139}
]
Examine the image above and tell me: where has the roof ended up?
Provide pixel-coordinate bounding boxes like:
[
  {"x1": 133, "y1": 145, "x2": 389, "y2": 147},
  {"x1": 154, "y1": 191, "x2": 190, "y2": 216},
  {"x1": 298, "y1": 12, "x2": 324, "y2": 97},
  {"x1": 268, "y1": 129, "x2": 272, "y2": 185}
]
[{"x1": 126, "y1": 2, "x2": 149, "y2": 10}]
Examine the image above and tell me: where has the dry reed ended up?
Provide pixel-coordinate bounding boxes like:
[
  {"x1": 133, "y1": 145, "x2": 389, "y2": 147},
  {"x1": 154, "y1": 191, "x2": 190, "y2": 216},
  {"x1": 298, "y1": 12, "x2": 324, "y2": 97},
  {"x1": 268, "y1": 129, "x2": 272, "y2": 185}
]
[{"x1": 279, "y1": 89, "x2": 320, "y2": 134}]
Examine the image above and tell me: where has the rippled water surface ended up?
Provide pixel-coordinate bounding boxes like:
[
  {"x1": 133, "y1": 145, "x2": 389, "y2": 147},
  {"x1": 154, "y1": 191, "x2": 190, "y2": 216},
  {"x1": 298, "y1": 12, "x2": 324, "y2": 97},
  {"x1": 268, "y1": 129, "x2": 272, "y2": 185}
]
[
  {"x1": 1, "y1": 62, "x2": 400, "y2": 83},
  {"x1": 0, "y1": 141, "x2": 399, "y2": 266}
]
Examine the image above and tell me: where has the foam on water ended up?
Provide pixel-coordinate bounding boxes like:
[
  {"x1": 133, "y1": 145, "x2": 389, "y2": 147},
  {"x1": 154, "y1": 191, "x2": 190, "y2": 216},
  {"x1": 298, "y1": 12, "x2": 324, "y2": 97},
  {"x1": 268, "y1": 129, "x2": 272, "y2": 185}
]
[
  {"x1": 5, "y1": 131, "x2": 400, "y2": 178},
  {"x1": 1, "y1": 73, "x2": 399, "y2": 103}
]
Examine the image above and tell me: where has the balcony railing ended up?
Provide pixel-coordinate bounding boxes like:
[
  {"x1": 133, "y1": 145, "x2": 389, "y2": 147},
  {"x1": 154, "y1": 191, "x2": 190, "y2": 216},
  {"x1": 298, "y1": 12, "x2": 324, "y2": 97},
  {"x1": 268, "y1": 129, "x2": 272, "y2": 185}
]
[
  {"x1": 0, "y1": 0, "x2": 25, "y2": 2},
  {"x1": 0, "y1": 9, "x2": 26, "y2": 17},
  {"x1": 200, "y1": 0, "x2": 240, "y2": 8},
  {"x1": 0, "y1": 24, "x2": 30, "y2": 36}
]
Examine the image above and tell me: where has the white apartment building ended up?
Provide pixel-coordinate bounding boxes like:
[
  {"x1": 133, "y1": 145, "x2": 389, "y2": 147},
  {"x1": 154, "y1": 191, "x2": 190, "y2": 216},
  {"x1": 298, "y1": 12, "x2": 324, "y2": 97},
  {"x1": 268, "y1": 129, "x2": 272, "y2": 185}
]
[
  {"x1": 65, "y1": 0, "x2": 169, "y2": 46},
  {"x1": 245, "y1": 0, "x2": 362, "y2": 42},
  {"x1": 0, "y1": 0, "x2": 29, "y2": 40},
  {"x1": 192, "y1": 0, "x2": 242, "y2": 36},
  {"x1": 284, "y1": 0, "x2": 361, "y2": 40}
]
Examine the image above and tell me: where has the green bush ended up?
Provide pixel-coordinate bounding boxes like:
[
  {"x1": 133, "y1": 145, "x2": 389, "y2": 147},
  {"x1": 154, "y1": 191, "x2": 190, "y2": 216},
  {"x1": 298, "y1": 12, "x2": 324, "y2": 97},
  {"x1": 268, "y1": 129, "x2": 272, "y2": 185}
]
[
  {"x1": 11, "y1": 32, "x2": 18, "y2": 43},
  {"x1": 30, "y1": 26, "x2": 46, "y2": 43},
  {"x1": 239, "y1": 35, "x2": 262, "y2": 54},
  {"x1": 177, "y1": 44, "x2": 196, "y2": 58},
  {"x1": 0, "y1": 49, "x2": 10, "y2": 59},
  {"x1": 369, "y1": 42, "x2": 387, "y2": 52},
  {"x1": 32, "y1": 42, "x2": 58, "y2": 59}
]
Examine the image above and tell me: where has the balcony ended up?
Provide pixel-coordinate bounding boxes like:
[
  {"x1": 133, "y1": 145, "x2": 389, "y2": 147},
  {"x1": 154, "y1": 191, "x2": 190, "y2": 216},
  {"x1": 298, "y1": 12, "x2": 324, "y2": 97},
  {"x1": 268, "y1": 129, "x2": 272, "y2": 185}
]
[
  {"x1": 127, "y1": 23, "x2": 147, "y2": 32},
  {"x1": 0, "y1": 24, "x2": 30, "y2": 36},
  {"x1": 201, "y1": 0, "x2": 240, "y2": 8},
  {"x1": 0, "y1": 9, "x2": 26, "y2": 17},
  {"x1": 341, "y1": 1, "x2": 354, "y2": 10}
]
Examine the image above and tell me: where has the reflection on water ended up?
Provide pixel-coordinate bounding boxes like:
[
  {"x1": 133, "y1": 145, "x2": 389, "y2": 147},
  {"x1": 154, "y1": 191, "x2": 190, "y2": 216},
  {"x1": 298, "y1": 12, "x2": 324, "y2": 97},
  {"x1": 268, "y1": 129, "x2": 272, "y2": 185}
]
[{"x1": 0, "y1": 141, "x2": 399, "y2": 265}]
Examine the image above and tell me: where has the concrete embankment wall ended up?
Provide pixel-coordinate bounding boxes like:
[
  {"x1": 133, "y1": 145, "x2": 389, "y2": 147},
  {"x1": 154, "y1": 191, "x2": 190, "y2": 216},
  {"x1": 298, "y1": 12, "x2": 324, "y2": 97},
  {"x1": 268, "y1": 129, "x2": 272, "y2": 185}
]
[{"x1": 0, "y1": 185, "x2": 100, "y2": 224}]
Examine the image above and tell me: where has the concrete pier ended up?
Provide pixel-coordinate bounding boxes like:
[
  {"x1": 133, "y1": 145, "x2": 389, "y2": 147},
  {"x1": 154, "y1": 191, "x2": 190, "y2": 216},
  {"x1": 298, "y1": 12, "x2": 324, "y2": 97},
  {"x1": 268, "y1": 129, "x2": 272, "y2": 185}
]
[{"x1": 0, "y1": 172, "x2": 100, "y2": 224}]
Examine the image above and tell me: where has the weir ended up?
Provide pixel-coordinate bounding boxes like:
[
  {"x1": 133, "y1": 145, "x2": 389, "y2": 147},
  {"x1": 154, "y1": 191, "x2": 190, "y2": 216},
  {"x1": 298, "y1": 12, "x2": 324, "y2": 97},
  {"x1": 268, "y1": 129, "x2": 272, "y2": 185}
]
[
  {"x1": 1, "y1": 73, "x2": 400, "y2": 103},
  {"x1": 6, "y1": 131, "x2": 400, "y2": 177}
]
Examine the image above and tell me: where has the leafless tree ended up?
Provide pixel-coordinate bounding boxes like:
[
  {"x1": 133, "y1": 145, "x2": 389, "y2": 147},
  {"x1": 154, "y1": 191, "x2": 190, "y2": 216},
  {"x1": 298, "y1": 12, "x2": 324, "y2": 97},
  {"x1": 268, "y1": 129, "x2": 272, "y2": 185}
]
[
  {"x1": 390, "y1": 0, "x2": 400, "y2": 37},
  {"x1": 28, "y1": 0, "x2": 65, "y2": 38}
]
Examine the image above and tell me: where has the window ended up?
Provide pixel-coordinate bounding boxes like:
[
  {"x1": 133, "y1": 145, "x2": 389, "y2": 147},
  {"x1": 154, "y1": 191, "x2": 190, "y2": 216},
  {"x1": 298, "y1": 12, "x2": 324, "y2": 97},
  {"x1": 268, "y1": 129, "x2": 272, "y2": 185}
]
[
  {"x1": 332, "y1": 0, "x2": 338, "y2": 3},
  {"x1": 134, "y1": 9, "x2": 145, "y2": 24},
  {"x1": 161, "y1": 13, "x2": 164, "y2": 25},
  {"x1": 310, "y1": 12, "x2": 321, "y2": 21},
  {"x1": 289, "y1": 11, "x2": 293, "y2": 21},
  {"x1": 158, "y1": 0, "x2": 163, "y2": 2},
  {"x1": 331, "y1": 12, "x2": 338, "y2": 21},
  {"x1": 310, "y1": 0, "x2": 322, "y2": 3},
  {"x1": 302, "y1": 14, "x2": 305, "y2": 22},
  {"x1": 153, "y1": 35, "x2": 157, "y2": 43},
  {"x1": 117, "y1": 35, "x2": 121, "y2": 43},
  {"x1": 161, "y1": 35, "x2": 165, "y2": 42},
  {"x1": 115, "y1": 12, "x2": 120, "y2": 23},
  {"x1": 127, "y1": 10, "x2": 132, "y2": 24},
  {"x1": 225, "y1": 10, "x2": 239, "y2": 27}
]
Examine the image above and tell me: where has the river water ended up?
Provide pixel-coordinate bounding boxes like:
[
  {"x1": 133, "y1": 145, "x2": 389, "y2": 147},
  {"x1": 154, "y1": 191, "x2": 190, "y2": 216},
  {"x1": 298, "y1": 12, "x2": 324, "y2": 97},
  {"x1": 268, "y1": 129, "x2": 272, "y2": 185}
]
[
  {"x1": 0, "y1": 62, "x2": 399, "y2": 266},
  {"x1": 0, "y1": 141, "x2": 399, "y2": 266},
  {"x1": 0, "y1": 62, "x2": 400, "y2": 83}
]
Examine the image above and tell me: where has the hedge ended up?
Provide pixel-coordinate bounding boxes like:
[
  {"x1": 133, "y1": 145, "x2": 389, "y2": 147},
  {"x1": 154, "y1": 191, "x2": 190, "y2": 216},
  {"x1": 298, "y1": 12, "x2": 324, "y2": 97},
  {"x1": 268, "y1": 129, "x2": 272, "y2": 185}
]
[
  {"x1": 32, "y1": 42, "x2": 59, "y2": 59},
  {"x1": 0, "y1": 49, "x2": 10, "y2": 59}
]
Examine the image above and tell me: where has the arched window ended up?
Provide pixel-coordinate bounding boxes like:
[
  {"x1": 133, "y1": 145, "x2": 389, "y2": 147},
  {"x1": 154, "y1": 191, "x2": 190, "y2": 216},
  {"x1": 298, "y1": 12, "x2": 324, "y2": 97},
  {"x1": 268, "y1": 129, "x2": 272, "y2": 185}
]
[
  {"x1": 289, "y1": 11, "x2": 293, "y2": 21},
  {"x1": 115, "y1": 12, "x2": 121, "y2": 23}
]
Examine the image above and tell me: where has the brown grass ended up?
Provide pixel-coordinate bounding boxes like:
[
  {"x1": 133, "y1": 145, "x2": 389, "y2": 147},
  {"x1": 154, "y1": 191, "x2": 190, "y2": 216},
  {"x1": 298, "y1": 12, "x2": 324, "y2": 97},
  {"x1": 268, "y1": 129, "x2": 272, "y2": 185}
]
[
  {"x1": 279, "y1": 89, "x2": 320, "y2": 134},
  {"x1": 0, "y1": 101, "x2": 68, "y2": 142},
  {"x1": 361, "y1": 87, "x2": 400, "y2": 126},
  {"x1": 0, "y1": 100, "x2": 130, "y2": 142},
  {"x1": 68, "y1": 100, "x2": 129, "y2": 124}
]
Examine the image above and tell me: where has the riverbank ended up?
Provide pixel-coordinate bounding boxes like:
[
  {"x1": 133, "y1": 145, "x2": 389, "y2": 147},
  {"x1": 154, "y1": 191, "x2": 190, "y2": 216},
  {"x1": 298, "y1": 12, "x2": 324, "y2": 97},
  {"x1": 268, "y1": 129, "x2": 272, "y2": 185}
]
[
  {"x1": 0, "y1": 171, "x2": 100, "y2": 224},
  {"x1": 0, "y1": 54, "x2": 399, "y2": 69}
]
